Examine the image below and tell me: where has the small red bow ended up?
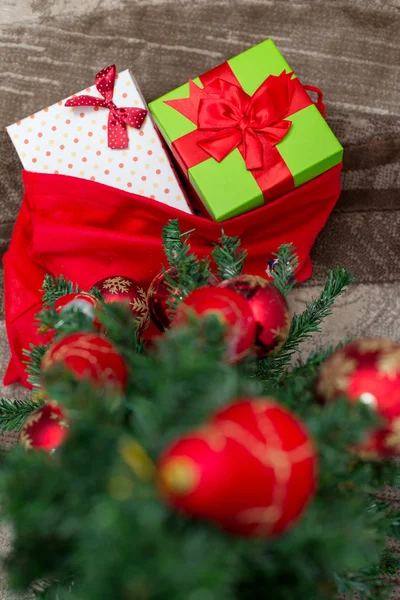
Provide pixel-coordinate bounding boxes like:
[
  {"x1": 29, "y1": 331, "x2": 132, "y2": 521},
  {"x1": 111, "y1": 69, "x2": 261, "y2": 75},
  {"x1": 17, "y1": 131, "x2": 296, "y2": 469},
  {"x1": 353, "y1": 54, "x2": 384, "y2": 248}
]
[
  {"x1": 65, "y1": 65, "x2": 147, "y2": 149},
  {"x1": 195, "y1": 72, "x2": 294, "y2": 170}
]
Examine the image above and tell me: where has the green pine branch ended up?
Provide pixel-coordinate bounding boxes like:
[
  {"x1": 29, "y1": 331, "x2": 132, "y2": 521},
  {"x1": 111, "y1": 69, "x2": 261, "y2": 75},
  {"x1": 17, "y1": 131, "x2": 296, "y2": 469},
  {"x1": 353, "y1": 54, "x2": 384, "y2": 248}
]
[
  {"x1": 3, "y1": 329, "x2": 397, "y2": 600},
  {"x1": 3, "y1": 229, "x2": 396, "y2": 600},
  {"x1": 23, "y1": 343, "x2": 50, "y2": 389},
  {"x1": 259, "y1": 266, "x2": 354, "y2": 383},
  {"x1": 162, "y1": 219, "x2": 212, "y2": 310},
  {"x1": 0, "y1": 397, "x2": 44, "y2": 433},
  {"x1": 269, "y1": 243, "x2": 299, "y2": 296},
  {"x1": 275, "y1": 342, "x2": 348, "y2": 390},
  {"x1": 212, "y1": 231, "x2": 247, "y2": 280},
  {"x1": 41, "y1": 275, "x2": 80, "y2": 307},
  {"x1": 88, "y1": 286, "x2": 103, "y2": 302}
]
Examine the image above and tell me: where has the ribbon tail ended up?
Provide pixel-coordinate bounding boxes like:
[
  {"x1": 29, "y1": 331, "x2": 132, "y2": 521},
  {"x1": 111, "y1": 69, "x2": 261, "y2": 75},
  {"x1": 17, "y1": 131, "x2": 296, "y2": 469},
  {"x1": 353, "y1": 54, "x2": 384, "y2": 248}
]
[
  {"x1": 243, "y1": 128, "x2": 264, "y2": 170},
  {"x1": 197, "y1": 128, "x2": 243, "y2": 163},
  {"x1": 256, "y1": 120, "x2": 292, "y2": 146},
  {"x1": 166, "y1": 79, "x2": 208, "y2": 124},
  {"x1": 108, "y1": 113, "x2": 129, "y2": 149}
]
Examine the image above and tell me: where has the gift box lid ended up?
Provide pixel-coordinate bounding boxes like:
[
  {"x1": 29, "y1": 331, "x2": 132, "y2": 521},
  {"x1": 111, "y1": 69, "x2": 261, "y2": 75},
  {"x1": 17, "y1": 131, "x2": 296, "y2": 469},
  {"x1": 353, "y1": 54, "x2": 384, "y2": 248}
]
[
  {"x1": 6, "y1": 67, "x2": 192, "y2": 215},
  {"x1": 149, "y1": 39, "x2": 343, "y2": 222}
]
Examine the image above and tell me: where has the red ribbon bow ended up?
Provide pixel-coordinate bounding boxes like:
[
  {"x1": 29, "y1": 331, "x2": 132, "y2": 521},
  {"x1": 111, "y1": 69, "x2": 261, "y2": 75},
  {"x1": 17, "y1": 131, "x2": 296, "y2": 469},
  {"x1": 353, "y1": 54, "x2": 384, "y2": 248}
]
[
  {"x1": 195, "y1": 72, "x2": 294, "y2": 170},
  {"x1": 65, "y1": 65, "x2": 147, "y2": 149}
]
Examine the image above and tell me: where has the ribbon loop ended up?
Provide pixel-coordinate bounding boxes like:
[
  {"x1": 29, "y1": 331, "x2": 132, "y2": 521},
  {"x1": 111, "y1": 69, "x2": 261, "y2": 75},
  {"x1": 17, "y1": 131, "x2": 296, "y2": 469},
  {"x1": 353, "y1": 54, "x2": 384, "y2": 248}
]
[
  {"x1": 173, "y1": 72, "x2": 297, "y2": 170},
  {"x1": 65, "y1": 65, "x2": 147, "y2": 150}
]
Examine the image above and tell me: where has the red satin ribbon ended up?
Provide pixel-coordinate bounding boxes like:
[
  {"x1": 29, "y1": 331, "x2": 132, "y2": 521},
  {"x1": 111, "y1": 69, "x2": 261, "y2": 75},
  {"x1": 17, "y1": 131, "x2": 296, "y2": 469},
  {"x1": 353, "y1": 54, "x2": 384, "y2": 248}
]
[
  {"x1": 65, "y1": 65, "x2": 147, "y2": 150},
  {"x1": 197, "y1": 72, "x2": 293, "y2": 170},
  {"x1": 166, "y1": 64, "x2": 313, "y2": 202}
]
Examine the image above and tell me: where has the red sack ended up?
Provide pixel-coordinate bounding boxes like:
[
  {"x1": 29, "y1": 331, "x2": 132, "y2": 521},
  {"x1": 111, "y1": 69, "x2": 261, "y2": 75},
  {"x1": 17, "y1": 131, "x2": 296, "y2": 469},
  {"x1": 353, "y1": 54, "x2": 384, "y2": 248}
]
[{"x1": 3, "y1": 165, "x2": 341, "y2": 388}]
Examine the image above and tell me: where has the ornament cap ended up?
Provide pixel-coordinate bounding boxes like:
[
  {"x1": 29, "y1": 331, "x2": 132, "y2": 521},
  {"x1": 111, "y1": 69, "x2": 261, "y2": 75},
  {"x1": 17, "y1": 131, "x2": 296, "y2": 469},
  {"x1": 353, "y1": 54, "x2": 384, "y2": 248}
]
[{"x1": 159, "y1": 457, "x2": 200, "y2": 496}]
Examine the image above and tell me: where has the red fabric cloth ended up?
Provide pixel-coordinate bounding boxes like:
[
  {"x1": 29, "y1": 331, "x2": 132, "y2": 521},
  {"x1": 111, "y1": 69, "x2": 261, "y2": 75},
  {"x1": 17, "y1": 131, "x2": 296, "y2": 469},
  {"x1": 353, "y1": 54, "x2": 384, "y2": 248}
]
[{"x1": 4, "y1": 166, "x2": 342, "y2": 388}]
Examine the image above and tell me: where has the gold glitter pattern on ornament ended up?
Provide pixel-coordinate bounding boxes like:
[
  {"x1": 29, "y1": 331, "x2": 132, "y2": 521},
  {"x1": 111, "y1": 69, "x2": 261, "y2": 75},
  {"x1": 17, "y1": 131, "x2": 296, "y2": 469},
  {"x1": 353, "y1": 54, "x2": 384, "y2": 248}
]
[
  {"x1": 19, "y1": 405, "x2": 68, "y2": 450},
  {"x1": 20, "y1": 408, "x2": 44, "y2": 450},
  {"x1": 317, "y1": 352, "x2": 357, "y2": 400},
  {"x1": 385, "y1": 418, "x2": 400, "y2": 452},
  {"x1": 238, "y1": 274, "x2": 269, "y2": 288},
  {"x1": 130, "y1": 286, "x2": 150, "y2": 330},
  {"x1": 271, "y1": 310, "x2": 291, "y2": 355},
  {"x1": 194, "y1": 425, "x2": 227, "y2": 452},
  {"x1": 183, "y1": 399, "x2": 315, "y2": 536},
  {"x1": 377, "y1": 348, "x2": 400, "y2": 380},
  {"x1": 42, "y1": 334, "x2": 122, "y2": 384},
  {"x1": 102, "y1": 276, "x2": 132, "y2": 294},
  {"x1": 357, "y1": 339, "x2": 395, "y2": 354}
]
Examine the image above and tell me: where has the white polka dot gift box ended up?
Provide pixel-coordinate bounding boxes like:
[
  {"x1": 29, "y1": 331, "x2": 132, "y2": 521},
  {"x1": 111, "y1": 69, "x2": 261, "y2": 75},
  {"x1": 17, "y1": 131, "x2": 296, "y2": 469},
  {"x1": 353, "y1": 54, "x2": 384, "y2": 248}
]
[{"x1": 6, "y1": 65, "x2": 192, "y2": 214}]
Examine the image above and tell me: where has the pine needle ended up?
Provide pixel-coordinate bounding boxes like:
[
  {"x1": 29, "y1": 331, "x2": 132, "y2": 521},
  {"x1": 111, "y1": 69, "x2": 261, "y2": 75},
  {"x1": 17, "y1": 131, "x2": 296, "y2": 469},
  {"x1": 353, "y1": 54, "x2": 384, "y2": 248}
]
[
  {"x1": 23, "y1": 343, "x2": 50, "y2": 388},
  {"x1": 0, "y1": 396, "x2": 43, "y2": 433},
  {"x1": 41, "y1": 275, "x2": 80, "y2": 307},
  {"x1": 269, "y1": 243, "x2": 299, "y2": 296},
  {"x1": 162, "y1": 219, "x2": 211, "y2": 310},
  {"x1": 212, "y1": 231, "x2": 247, "y2": 280},
  {"x1": 259, "y1": 266, "x2": 354, "y2": 382}
]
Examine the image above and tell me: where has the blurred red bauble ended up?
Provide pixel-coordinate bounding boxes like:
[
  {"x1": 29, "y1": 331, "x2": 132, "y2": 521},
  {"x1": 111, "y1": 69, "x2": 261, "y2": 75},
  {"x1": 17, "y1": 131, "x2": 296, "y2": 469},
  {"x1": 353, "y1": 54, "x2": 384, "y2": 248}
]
[
  {"x1": 41, "y1": 332, "x2": 128, "y2": 391},
  {"x1": 53, "y1": 292, "x2": 103, "y2": 331},
  {"x1": 158, "y1": 398, "x2": 317, "y2": 537},
  {"x1": 20, "y1": 402, "x2": 69, "y2": 452},
  {"x1": 91, "y1": 276, "x2": 150, "y2": 335},
  {"x1": 148, "y1": 268, "x2": 219, "y2": 332},
  {"x1": 316, "y1": 339, "x2": 400, "y2": 458},
  {"x1": 219, "y1": 275, "x2": 290, "y2": 358},
  {"x1": 173, "y1": 286, "x2": 256, "y2": 364}
]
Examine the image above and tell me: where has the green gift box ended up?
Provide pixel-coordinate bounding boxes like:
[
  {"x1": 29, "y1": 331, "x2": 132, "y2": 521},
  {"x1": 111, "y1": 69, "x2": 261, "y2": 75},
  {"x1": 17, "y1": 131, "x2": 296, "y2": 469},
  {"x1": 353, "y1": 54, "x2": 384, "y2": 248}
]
[{"x1": 149, "y1": 39, "x2": 343, "y2": 222}]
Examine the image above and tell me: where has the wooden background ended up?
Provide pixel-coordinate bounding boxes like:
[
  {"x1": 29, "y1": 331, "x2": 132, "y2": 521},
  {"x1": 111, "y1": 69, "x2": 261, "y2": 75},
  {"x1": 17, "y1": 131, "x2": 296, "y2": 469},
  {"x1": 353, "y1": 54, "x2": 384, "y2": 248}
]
[{"x1": 0, "y1": 0, "x2": 400, "y2": 597}]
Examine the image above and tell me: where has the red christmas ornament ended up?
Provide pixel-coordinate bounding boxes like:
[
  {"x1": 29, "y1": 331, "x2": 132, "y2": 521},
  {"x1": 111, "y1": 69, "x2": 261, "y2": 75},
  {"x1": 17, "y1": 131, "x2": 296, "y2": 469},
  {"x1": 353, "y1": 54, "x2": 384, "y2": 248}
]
[
  {"x1": 19, "y1": 402, "x2": 69, "y2": 452},
  {"x1": 158, "y1": 398, "x2": 317, "y2": 537},
  {"x1": 173, "y1": 286, "x2": 256, "y2": 364},
  {"x1": 41, "y1": 332, "x2": 128, "y2": 391},
  {"x1": 53, "y1": 292, "x2": 103, "y2": 331},
  {"x1": 316, "y1": 339, "x2": 400, "y2": 458},
  {"x1": 147, "y1": 268, "x2": 219, "y2": 332},
  {"x1": 219, "y1": 275, "x2": 290, "y2": 358},
  {"x1": 91, "y1": 276, "x2": 150, "y2": 335}
]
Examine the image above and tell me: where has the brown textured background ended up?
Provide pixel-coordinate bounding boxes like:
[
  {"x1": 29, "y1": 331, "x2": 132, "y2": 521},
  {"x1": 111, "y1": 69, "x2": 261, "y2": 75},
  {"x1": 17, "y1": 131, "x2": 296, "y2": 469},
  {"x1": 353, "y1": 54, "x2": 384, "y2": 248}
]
[{"x1": 0, "y1": 0, "x2": 400, "y2": 597}]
